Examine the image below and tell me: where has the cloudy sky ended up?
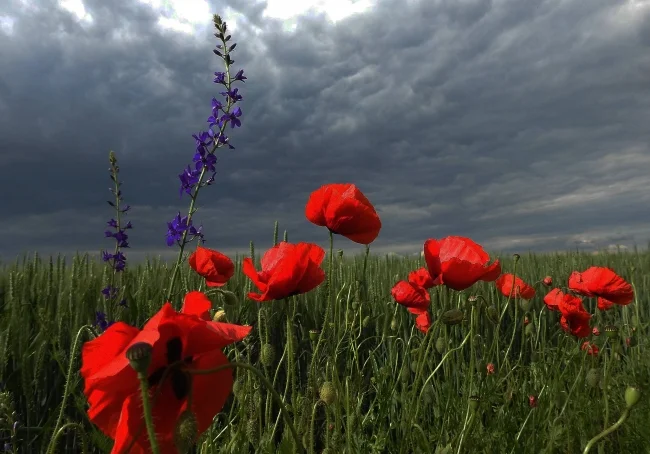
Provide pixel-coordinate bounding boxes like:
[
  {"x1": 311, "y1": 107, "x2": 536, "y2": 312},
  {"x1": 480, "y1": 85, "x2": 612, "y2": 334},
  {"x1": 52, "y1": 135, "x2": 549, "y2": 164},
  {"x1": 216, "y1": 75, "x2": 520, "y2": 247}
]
[{"x1": 1, "y1": 0, "x2": 649, "y2": 264}]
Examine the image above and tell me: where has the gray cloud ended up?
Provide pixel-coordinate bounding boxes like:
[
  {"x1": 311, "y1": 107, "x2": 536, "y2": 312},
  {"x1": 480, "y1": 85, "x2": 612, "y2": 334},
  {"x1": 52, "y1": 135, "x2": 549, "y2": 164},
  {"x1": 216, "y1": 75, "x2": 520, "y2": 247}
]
[{"x1": 1, "y1": 0, "x2": 649, "y2": 266}]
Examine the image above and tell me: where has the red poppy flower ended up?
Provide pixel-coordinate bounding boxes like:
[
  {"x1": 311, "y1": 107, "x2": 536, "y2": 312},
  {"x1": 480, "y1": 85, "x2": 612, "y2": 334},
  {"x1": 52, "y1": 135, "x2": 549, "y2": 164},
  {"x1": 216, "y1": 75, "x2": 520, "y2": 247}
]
[
  {"x1": 568, "y1": 266, "x2": 634, "y2": 311},
  {"x1": 80, "y1": 292, "x2": 252, "y2": 454},
  {"x1": 592, "y1": 326, "x2": 601, "y2": 336},
  {"x1": 188, "y1": 246, "x2": 235, "y2": 287},
  {"x1": 390, "y1": 280, "x2": 431, "y2": 315},
  {"x1": 581, "y1": 341, "x2": 599, "y2": 356},
  {"x1": 495, "y1": 274, "x2": 535, "y2": 300},
  {"x1": 242, "y1": 241, "x2": 326, "y2": 302},
  {"x1": 407, "y1": 267, "x2": 436, "y2": 289},
  {"x1": 556, "y1": 291, "x2": 591, "y2": 338},
  {"x1": 543, "y1": 288, "x2": 563, "y2": 312},
  {"x1": 423, "y1": 236, "x2": 501, "y2": 291},
  {"x1": 305, "y1": 183, "x2": 382, "y2": 244},
  {"x1": 486, "y1": 363, "x2": 495, "y2": 375},
  {"x1": 415, "y1": 311, "x2": 432, "y2": 334}
]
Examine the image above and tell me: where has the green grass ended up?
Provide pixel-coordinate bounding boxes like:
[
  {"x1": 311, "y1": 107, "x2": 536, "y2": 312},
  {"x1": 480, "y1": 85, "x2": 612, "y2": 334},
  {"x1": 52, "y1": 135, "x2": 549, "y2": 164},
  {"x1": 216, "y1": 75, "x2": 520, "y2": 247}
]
[{"x1": 0, "y1": 247, "x2": 648, "y2": 453}]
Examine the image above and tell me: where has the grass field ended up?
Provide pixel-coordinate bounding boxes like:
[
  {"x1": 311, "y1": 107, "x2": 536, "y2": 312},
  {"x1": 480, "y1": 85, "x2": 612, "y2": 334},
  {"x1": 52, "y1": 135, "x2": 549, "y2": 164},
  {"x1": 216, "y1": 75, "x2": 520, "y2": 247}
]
[{"x1": 0, "y1": 246, "x2": 648, "y2": 453}]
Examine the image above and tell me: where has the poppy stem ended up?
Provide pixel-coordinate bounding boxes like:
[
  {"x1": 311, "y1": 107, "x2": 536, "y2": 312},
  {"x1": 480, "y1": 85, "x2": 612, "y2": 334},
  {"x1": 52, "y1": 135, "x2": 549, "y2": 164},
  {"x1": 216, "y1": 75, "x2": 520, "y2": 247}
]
[
  {"x1": 582, "y1": 408, "x2": 630, "y2": 454},
  {"x1": 136, "y1": 373, "x2": 162, "y2": 454},
  {"x1": 45, "y1": 325, "x2": 95, "y2": 454},
  {"x1": 188, "y1": 362, "x2": 306, "y2": 453},
  {"x1": 46, "y1": 422, "x2": 88, "y2": 454}
]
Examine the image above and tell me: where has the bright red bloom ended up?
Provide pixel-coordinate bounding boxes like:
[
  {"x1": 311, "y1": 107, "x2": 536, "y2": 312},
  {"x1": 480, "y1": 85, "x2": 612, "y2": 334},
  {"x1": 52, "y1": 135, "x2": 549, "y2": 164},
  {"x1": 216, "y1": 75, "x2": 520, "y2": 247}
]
[
  {"x1": 188, "y1": 246, "x2": 234, "y2": 287},
  {"x1": 414, "y1": 311, "x2": 432, "y2": 334},
  {"x1": 423, "y1": 236, "x2": 501, "y2": 291},
  {"x1": 242, "y1": 241, "x2": 326, "y2": 302},
  {"x1": 391, "y1": 280, "x2": 431, "y2": 315},
  {"x1": 407, "y1": 267, "x2": 436, "y2": 289},
  {"x1": 305, "y1": 183, "x2": 382, "y2": 244},
  {"x1": 556, "y1": 290, "x2": 591, "y2": 338},
  {"x1": 568, "y1": 266, "x2": 634, "y2": 311},
  {"x1": 80, "y1": 292, "x2": 252, "y2": 454},
  {"x1": 543, "y1": 288, "x2": 563, "y2": 312},
  {"x1": 581, "y1": 341, "x2": 599, "y2": 356},
  {"x1": 495, "y1": 274, "x2": 535, "y2": 300}
]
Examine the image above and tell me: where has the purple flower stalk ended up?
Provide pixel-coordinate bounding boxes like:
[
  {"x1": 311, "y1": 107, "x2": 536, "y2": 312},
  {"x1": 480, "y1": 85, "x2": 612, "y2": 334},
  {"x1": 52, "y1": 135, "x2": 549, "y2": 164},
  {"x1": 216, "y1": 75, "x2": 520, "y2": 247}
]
[
  {"x1": 164, "y1": 14, "x2": 246, "y2": 304},
  {"x1": 99, "y1": 151, "x2": 131, "y2": 324}
]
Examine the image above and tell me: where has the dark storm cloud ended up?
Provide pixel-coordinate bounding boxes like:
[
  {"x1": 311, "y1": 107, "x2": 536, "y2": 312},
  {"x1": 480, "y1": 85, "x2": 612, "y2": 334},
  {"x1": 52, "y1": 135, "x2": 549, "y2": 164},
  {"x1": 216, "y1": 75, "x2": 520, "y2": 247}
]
[{"x1": 1, "y1": 0, "x2": 649, "y2": 265}]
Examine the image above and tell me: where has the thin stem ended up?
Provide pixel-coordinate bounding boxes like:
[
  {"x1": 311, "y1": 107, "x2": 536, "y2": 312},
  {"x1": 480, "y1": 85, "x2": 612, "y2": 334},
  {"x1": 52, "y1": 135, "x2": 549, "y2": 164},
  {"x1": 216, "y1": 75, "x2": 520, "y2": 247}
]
[
  {"x1": 582, "y1": 408, "x2": 630, "y2": 454},
  {"x1": 136, "y1": 372, "x2": 161, "y2": 454},
  {"x1": 46, "y1": 325, "x2": 94, "y2": 454},
  {"x1": 188, "y1": 362, "x2": 306, "y2": 453}
]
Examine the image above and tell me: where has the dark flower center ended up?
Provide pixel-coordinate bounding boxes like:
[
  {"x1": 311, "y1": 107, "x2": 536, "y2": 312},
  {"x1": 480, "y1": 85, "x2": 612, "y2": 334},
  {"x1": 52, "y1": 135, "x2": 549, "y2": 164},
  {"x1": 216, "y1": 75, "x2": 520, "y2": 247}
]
[{"x1": 147, "y1": 337, "x2": 193, "y2": 400}]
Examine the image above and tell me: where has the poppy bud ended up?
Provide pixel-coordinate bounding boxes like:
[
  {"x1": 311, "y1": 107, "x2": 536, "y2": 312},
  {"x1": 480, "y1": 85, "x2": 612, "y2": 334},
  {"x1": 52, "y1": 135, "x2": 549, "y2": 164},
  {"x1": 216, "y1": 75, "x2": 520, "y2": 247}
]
[
  {"x1": 213, "y1": 309, "x2": 227, "y2": 322},
  {"x1": 125, "y1": 342, "x2": 152, "y2": 375},
  {"x1": 352, "y1": 301, "x2": 360, "y2": 311},
  {"x1": 524, "y1": 323, "x2": 535, "y2": 337},
  {"x1": 486, "y1": 363, "x2": 495, "y2": 375},
  {"x1": 259, "y1": 343, "x2": 276, "y2": 367},
  {"x1": 486, "y1": 305, "x2": 499, "y2": 324},
  {"x1": 586, "y1": 368, "x2": 601, "y2": 388},
  {"x1": 626, "y1": 336, "x2": 637, "y2": 347},
  {"x1": 218, "y1": 290, "x2": 238, "y2": 306},
  {"x1": 604, "y1": 325, "x2": 618, "y2": 339},
  {"x1": 469, "y1": 395, "x2": 480, "y2": 411},
  {"x1": 232, "y1": 379, "x2": 245, "y2": 400},
  {"x1": 337, "y1": 249, "x2": 344, "y2": 259},
  {"x1": 519, "y1": 299, "x2": 532, "y2": 312},
  {"x1": 400, "y1": 365, "x2": 410, "y2": 383},
  {"x1": 390, "y1": 318, "x2": 399, "y2": 331},
  {"x1": 625, "y1": 386, "x2": 641, "y2": 409},
  {"x1": 528, "y1": 395, "x2": 537, "y2": 408},
  {"x1": 542, "y1": 276, "x2": 552, "y2": 286},
  {"x1": 441, "y1": 308, "x2": 464, "y2": 326},
  {"x1": 173, "y1": 410, "x2": 198, "y2": 454},
  {"x1": 362, "y1": 316, "x2": 371, "y2": 328},
  {"x1": 309, "y1": 329, "x2": 320, "y2": 342},
  {"x1": 513, "y1": 253, "x2": 520, "y2": 262},
  {"x1": 435, "y1": 337, "x2": 446, "y2": 354},
  {"x1": 319, "y1": 381, "x2": 337, "y2": 405},
  {"x1": 246, "y1": 418, "x2": 260, "y2": 445},
  {"x1": 592, "y1": 326, "x2": 601, "y2": 336}
]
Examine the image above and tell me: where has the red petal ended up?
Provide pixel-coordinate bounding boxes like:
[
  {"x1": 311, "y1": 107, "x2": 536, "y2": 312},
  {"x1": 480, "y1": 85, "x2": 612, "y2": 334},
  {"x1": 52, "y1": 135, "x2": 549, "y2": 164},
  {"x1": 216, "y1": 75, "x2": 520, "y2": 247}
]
[{"x1": 181, "y1": 291, "x2": 213, "y2": 320}]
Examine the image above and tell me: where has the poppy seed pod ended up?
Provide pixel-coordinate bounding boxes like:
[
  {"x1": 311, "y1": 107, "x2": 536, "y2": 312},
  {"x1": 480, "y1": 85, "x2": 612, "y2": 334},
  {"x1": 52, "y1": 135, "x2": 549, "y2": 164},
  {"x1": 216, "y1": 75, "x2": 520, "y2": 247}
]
[
  {"x1": 125, "y1": 342, "x2": 152, "y2": 375},
  {"x1": 309, "y1": 329, "x2": 320, "y2": 342},
  {"x1": 604, "y1": 325, "x2": 618, "y2": 339},
  {"x1": 625, "y1": 386, "x2": 641, "y2": 409},
  {"x1": 174, "y1": 410, "x2": 198, "y2": 454}
]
